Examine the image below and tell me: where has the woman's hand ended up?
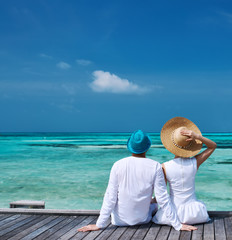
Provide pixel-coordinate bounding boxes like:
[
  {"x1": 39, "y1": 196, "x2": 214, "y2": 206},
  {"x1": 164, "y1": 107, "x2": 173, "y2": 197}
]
[
  {"x1": 181, "y1": 128, "x2": 217, "y2": 169},
  {"x1": 180, "y1": 129, "x2": 199, "y2": 142}
]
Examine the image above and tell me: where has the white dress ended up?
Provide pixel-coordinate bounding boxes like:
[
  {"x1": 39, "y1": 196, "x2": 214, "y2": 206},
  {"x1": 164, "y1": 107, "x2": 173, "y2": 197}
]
[{"x1": 153, "y1": 157, "x2": 210, "y2": 225}]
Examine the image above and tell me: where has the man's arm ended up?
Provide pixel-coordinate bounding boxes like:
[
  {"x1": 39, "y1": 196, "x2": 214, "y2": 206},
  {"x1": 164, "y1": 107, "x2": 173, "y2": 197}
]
[
  {"x1": 78, "y1": 163, "x2": 118, "y2": 232},
  {"x1": 153, "y1": 164, "x2": 197, "y2": 231}
]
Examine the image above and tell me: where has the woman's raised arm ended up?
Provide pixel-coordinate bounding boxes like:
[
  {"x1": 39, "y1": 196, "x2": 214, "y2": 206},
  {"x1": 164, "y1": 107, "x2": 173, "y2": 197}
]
[{"x1": 181, "y1": 129, "x2": 217, "y2": 169}]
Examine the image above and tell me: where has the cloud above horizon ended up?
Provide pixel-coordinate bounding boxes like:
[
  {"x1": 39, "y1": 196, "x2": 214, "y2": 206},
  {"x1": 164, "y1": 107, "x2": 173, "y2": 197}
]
[
  {"x1": 90, "y1": 70, "x2": 150, "y2": 94},
  {"x1": 0, "y1": 80, "x2": 79, "y2": 98},
  {"x1": 57, "y1": 61, "x2": 71, "y2": 70},
  {"x1": 39, "y1": 53, "x2": 53, "y2": 59},
  {"x1": 218, "y1": 11, "x2": 232, "y2": 24},
  {"x1": 76, "y1": 59, "x2": 92, "y2": 66}
]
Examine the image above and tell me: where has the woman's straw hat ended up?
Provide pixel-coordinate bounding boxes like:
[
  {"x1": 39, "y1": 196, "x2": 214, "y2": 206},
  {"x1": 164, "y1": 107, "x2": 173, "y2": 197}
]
[
  {"x1": 127, "y1": 130, "x2": 152, "y2": 154},
  {"x1": 161, "y1": 117, "x2": 202, "y2": 158}
]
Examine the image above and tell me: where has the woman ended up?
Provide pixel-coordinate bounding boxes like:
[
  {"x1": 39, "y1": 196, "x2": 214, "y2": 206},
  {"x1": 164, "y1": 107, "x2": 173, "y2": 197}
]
[{"x1": 153, "y1": 117, "x2": 217, "y2": 225}]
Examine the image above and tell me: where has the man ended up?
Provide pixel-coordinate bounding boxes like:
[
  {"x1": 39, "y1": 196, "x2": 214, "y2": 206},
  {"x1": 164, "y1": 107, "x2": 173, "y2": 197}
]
[{"x1": 78, "y1": 130, "x2": 197, "y2": 232}]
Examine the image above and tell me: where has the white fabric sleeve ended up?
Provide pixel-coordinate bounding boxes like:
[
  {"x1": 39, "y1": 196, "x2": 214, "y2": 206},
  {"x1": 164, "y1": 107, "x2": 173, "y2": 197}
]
[
  {"x1": 153, "y1": 164, "x2": 182, "y2": 231},
  {"x1": 96, "y1": 163, "x2": 118, "y2": 228}
]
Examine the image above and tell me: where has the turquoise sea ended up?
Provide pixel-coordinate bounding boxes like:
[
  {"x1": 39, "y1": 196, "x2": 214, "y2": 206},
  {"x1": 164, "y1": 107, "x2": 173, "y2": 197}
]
[{"x1": 0, "y1": 133, "x2": 231, "y2": 211}]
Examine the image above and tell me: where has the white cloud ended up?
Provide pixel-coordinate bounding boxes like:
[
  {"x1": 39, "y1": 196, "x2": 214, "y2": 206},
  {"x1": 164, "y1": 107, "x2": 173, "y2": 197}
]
[
  {"x1": 57, "y1": 61, "x2": 71, "y2": 70},
  {"x1": 218, "y1": 11, "x2": 232, "y2": 23},
  {"x1": 76, "y1": 59, "x2": 92, "y2": 66},
  {"x1": 61, "y1": 84, "x2": 76, "y2": 95},
  {"x1": 90, "y1": 70, "x2": 150, "y2": 94},
  {"x1": 0, "y1": 80, "x2": 77, "y2": 97},
  {"x1": 51, "y1": 102, "x2": 79, "y2": 113},
  {"x1": 39, "y1": 53, "x2": 53, "y2": 59}
]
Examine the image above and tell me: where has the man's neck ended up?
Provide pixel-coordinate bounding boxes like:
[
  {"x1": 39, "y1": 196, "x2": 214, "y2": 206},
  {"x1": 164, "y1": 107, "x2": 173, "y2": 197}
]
[{"x1": 132, "y1": 152, "x2": 146, "y2": 158}]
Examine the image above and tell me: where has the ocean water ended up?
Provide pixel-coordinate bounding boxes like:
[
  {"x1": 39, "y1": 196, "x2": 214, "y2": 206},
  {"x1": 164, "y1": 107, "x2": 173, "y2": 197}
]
[{"x1": 0, "y1": 133, "x2": 231, "y2": 211}]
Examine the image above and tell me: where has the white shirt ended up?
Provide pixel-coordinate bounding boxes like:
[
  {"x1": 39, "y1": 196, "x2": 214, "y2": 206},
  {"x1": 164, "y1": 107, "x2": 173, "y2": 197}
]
[{"x1": 96, "y1": 156, "x2": 182, "y2": 230}]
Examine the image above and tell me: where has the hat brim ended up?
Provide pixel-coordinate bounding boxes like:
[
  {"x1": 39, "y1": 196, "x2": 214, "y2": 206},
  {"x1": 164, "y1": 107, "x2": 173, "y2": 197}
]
[
  {"x1": 161, "y1": 117, "x2": 202, "y2": 158},
  {"x1": 127, "y1": 139, "x2": 151, "y2": 154}
]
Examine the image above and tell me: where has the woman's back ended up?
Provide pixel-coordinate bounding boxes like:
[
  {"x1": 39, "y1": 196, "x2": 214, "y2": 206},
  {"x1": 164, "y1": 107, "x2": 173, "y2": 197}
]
[
  {"x1": 164, "y1": 157, "x2": 197, "y2": 206},
  {"x1": 154, "y1": 157, "x2": 210, "y2": 224},
  {"x1": 153, "y1": 117, "x2": 216, "y2": 226}
]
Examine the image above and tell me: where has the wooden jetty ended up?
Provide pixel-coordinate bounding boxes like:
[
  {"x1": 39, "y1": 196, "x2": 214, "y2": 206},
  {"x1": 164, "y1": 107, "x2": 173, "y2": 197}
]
[
  {"x1": 0, "y1": 209, "x2": 231, "y2": 240},
  {"x1": 10, "y1": 200, "x2": 45, "y2": 209}
]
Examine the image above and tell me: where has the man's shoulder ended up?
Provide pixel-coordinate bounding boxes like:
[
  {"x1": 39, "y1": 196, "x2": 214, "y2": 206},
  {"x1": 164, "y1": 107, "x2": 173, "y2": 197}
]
[
  {"x1": 115, "y1": 156, "x2": 161, "y2": 167},
  {"x1": 114, "y1": 156, "x2": 131, "y2": 165},
  {"x1": 145, "y1": 157, "x2": 161, "y2": 167}
]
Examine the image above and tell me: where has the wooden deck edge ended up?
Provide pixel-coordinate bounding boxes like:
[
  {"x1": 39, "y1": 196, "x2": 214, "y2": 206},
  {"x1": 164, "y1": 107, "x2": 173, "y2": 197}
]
[
  {"x1": 0, "y1": 208, "x2": 100, "y2": 216},
  {"x1": 208, "y1": 211, "x2": 232, "y2": 217},
  {"x1": 0, "y1": 208, "x2": 231, "y2": 217}
]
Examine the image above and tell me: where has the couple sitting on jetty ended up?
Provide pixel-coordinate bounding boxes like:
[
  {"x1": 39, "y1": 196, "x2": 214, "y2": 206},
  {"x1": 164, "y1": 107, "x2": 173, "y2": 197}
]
[{"x1": 78, "y1": 117, "x2": 217, "y2": 232}]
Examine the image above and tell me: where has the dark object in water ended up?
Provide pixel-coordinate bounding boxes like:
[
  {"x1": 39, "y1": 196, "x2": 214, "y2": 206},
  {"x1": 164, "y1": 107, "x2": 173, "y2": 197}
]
[
  {"x1": 217, "y1": 161, "x2": 232, "y2": 164},
  {"x1": 10, "y1": 200, "x2": 45, "y2": 209}
]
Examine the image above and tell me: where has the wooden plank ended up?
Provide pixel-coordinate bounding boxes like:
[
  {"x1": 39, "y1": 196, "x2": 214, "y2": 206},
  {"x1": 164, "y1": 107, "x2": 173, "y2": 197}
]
[
  {"x1": 33, "y1": 215, "x2": 70, "y2": 240},
  {"x1": 214, "y1": 218, "x2": 226, "y2": 240},
  {"x1": 208, "y1": 211, "x2": 232, "y2": 217},
  {"x1": 107, "y1": 226, "x2": 128, "y2": 240},
  {"x1": 143, "y1": 223, "x2": 160, "y2": 240},
  {"x1": 45, "y1": 216, "x2": 83, "y2": 240},
  {"x1": 131, "y1": 222, "x2": 152, "y2": 240},
  {"x1": 35, "y1": 216, "x2": 80, "y2": 240},
  {"x1": 0, "y1": 214, "x2": 29, "y2": 233},
  {"x1": 10, "y1": 200, "x2": 45, "y2": 209},
  {"x1": 0, "y1": 214, "x2": 11, "y2": 221},
  {"x1": 94, "y1": 224, "x2": 118, "y2": 240},
  {"x1": 7, "y1": 215, "x2": 58, "y2": 240},
  {"x1": 224, "y1": 217, "x2": 232, "y2": 240},
  {"x1": 191, "y1": 224, "x2": 203, "y2": 240},
  {"x1": 59, "y1": 216, "x2": 97, "y2": 240},
  {"x1": 155, "y1": 225, "x2": 171, "y2": 240},
  {"x1": 118, "y1": 225, "x2": 140, "y2": 240},
  {"x1": 0, "y1": 215, "x2": 38, "y2": 240},
  {"x1": 80, "y1": 219, "x2": 113, "y2": 240},
  {"x1": 0, "y1": 213, "x2": 231, "y2": 240},
  {"x1": 0, "y1": 208, "x2": 100, "y2": 216},
  {"x1": 0, "y1": 209, "x2": 231, "y2": 217},
  {"x1": 70, "y1": 217, "x2": 109, "y2": 240},
  {"x1": 179, "y1": 230, "x2": 192, "y2": 240},
  {"x1": 20, "y1": 215, "x2": 64, "y2": 240},
  {"x1": 7, "y1": 215, "x2": 49, "y2": 240},
  {"x1": 0, "y1": 214, "x2": 21, "y2": 227},
  {"x1": 167, "y1": 227, "x2": 180, "y2": 240},
  {"x1": 204, "y1": 218, "x2": 215, "y2": 240}
]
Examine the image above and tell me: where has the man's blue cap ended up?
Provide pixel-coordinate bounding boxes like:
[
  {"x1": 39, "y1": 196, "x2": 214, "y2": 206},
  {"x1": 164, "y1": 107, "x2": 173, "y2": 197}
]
[{"x1": 127, "y1": 130, "x2": 152, "y2": 154}]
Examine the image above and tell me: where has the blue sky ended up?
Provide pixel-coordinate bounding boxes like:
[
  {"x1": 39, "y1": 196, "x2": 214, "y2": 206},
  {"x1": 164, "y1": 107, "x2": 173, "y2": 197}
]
[{"x1": 1, "y1": 0, "x2": 232, "y2": 132}]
